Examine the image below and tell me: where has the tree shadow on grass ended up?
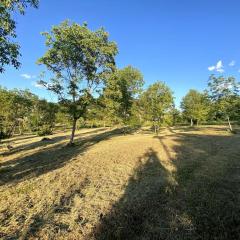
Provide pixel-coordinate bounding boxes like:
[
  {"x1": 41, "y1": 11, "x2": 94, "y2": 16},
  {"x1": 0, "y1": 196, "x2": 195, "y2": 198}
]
[
  {"x1": 171, "y1": 125, "x2": 230, "y2": 133},
  {"x1": 93, "y1": 148, "x2": 176, "y2": 240},
  {"x1": 1, "y1": 135, "x2": 67, "y2": 157},
  {"x1": 1, "y1": 128, "x2": 107, "y2": 157},
  {"x1": 92, "y1": 132, "x2": 240, "y2": 240},
  {"x1": 1, "y1": 134, "x2": 39, "y2": 144},
  {"x1": 0, "y1": 128, "x2": 122, "y2": 186}
]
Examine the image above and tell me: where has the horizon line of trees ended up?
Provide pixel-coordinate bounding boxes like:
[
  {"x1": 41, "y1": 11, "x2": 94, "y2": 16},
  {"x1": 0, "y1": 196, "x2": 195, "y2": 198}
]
[{"x1": 1, "y1": 72, "x2": 239, "y2": 140}]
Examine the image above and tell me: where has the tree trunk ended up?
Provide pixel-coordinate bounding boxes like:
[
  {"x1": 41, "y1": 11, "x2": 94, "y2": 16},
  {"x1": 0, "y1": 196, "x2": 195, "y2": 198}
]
[
  {"x1": 154, "y1": 121, "x2": 158, "y2": 135},
  {"x1": 8, "y1": 121, "x2": 17, "y2": 137},
  {"x1": 227, "y1": 116, "x2": 232, "y2": 131},
  {"x1": 139, "y1": 114, "x2": 142, "y2": 124},
  {"x1": 19, "y1": 123, "x2": 22, "y2": 135},
  {"x1": 123, "y1": 119, "x2": 126, "y2": 135},
  {"x1": 69, "y1": 118, "x2": 77, "y2": 145},
  {"x1": 190, "y1": 118, "x2": 193, "y2": 127}
]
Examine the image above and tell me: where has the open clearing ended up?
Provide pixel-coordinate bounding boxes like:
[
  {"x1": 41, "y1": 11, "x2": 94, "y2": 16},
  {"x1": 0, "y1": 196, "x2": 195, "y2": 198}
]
[{"x1": 0, "y1": 126, "x2": 240, "y2": 239}]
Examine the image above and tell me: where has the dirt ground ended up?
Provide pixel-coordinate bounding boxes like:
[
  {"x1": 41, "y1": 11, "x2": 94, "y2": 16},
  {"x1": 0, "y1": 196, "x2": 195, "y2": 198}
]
[{"x1": 0, "y1": 126, "x2": 240, "y2": 240}]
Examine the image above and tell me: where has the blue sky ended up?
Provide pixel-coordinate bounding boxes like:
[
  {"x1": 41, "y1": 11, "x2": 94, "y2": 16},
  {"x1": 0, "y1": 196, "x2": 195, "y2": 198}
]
[{"x1": 1, "y1": 0, "x2": 240, "y2": 106}]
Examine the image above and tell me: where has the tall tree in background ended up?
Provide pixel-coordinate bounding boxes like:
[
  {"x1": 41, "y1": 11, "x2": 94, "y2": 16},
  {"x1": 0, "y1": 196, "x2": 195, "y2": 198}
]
[
  {"x1": 104, "y1": 66, "x2": 143, "y2": 130},
  {"x1": 38, "y1": 21, "x2": 118, "y2": 145},
  {"x1": 207, "y1": 75, "x2": 240, "y2": 131},
  {"x1": 0, "y1": 0, "x2": 39, "y2": 72},
  {"x1": 181, "y1": 89, "x2": 210, "y2": 126},
  {"x1": 140, "y1": 81, "x2": 174, "y2": 134}
]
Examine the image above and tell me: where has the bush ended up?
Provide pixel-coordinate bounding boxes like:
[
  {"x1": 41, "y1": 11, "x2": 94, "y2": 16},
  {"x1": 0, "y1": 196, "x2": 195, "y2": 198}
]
[
  {"x1": 0, "y1": 130, "x2": 10, "y2": 139},
  {"x1": 37, "y1": 125, "x2": 53, "y2": 136}
]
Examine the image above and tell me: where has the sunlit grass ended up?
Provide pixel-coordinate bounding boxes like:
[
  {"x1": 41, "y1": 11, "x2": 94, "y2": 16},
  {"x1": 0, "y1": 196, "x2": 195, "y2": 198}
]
[{"x1": 0, "y1": 126, "x2": 239, "y2": 239}]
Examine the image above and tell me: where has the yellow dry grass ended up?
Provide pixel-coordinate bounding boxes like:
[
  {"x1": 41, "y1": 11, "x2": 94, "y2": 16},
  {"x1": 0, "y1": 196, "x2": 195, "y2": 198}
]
[{"x1": 0, "y1": 126, "x2": 239, "y2": 239}]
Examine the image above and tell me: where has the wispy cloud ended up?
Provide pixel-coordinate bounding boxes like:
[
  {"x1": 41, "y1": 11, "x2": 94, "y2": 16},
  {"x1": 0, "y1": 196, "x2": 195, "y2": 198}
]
[
  {"x1": 208, "y1": 60, "x2": 224, "y2": 73},
  {"x1": 208, "y1": 66, "x2": 215, "y2": 71},
  {"x1": 216, "y1": 60, "x2": 224, "y2": 72},
  {"x1": 20, "y1": 73, "x2": 36, "y2": 79},
  {"x1": 229, "y1": 60, "x2": 235, "y2": 67},
  {"x1": 31, "y1": 81, "x2": 44, "y2": 89}
]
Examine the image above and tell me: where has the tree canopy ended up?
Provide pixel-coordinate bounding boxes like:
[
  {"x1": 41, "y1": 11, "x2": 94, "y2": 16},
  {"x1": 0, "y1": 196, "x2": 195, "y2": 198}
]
[
  {"x1": 139, "y1": 81, "x2": 174, "y2": 133},
  {"x1": 38, "y1": 20, "x2": 118, "y2": 144},
  {"x1": 207, "y1": 75, "x2": 240, "y2": 130},
  {"x1": 181, "y1": 89, "x2": 210, "y2": 126},
  {"x1": 0, "y1": 0, "x2": 39, "y2": 72},
  {"x1": 103, "y1": 66, "x2": 144, "y2": 126}
]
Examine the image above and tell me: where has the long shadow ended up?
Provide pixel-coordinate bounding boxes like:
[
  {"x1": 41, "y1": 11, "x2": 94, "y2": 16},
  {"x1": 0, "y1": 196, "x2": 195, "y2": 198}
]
[
  {"x1": 93, "y1": 148, "x2": 175, "y2": 240},
  {"x1": 1, "y1": 128, "x2": 107, "y2": 157},
  {"x1": 1, "y1": 136, "x2": 67, "y2": 156},
  {"x1": 0, "y1": 128, "x2": 122, "y2": 186},
  {"x1": 172, "y1": 126, "x2": 230, "y2": 133},
  {"x1": 169, "y1": 132, "x2": 240, "y2": 240},
  {"x1": 1, "y1": 134, "x2": 39, "y2": 144},
  {"x1": 93, "y1": 132, "x2": 240, "y2": 240}
]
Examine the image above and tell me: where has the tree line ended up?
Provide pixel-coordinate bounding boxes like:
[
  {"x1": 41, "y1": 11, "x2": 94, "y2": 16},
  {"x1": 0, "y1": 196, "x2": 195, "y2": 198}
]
[
  {"x1": 1, "y1": 71, "x2": 239, "y2": 141},
  {"x1": 0, "y1": 1, "x2": 240, "y2": 144}
]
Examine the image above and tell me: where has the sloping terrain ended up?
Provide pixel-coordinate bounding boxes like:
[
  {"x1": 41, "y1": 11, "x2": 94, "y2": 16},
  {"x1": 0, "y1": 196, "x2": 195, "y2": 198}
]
[{"x1": 0, "y1": 126, "x2": 239, "y2": 239}]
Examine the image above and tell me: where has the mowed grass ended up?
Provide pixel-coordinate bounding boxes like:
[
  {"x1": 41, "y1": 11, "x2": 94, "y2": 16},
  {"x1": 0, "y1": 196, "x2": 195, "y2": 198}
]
[{"x1": 0, "y1": 126, "x2": 240, "y2": 239}]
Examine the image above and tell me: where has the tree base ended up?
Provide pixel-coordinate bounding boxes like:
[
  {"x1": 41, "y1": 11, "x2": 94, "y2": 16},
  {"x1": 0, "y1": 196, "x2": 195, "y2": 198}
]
[
  {"x1": 227, "y1": 129, "x2": 237, "y2": 134},
  {"x1": 66, "y1": 142, "x2": 76, "y2": 147}
]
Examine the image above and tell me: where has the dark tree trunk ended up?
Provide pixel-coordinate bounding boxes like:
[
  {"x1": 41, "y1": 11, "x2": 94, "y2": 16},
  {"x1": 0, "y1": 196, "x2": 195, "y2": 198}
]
[
  {"x1": 69, "y1": 118, "x2": 77, "y2": 145},
  {"x1": 8, "y1": 121, "x2": 17, "y2": 137},
  {"x1": 154, "y1": 120, "x2": 158, "y2": 135}
]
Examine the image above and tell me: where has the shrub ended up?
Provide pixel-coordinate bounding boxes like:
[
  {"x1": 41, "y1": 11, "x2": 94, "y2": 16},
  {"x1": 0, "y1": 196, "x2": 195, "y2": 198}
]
[{"x1": 37, "y1": 125, "x2": 53, "y2": 136}]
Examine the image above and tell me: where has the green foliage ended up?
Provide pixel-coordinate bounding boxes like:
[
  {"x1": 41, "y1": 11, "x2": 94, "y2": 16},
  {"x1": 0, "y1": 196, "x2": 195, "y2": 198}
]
[
  {"x1": 55, "y1": 110, "x2": 72, "y2": 130},
  {"x1": 0, "y1": 87, "x2": 34, "y2": 137},
  {"x1": 104, "y1": 66, "x2": 144, "y2": 126},
  {"x1": 85, "y1": 100, "x2": 106, "y2": 127},
  {"x1": 170, "y1": 107, "x2": 182, "y2": 126},
  {"x1": 160, "y1": 107, "x2": 183, "y2": 127},
  {"x1": 0, "y1": 0, "x2": 39, "y2": 72},
  {"x1": 38, "y1": 20, "x2": 118, "y2": 143},
  {"x1": 139, "y1": 81, "x2": 174, "y2": 132},
  {"x1": 37, "y1": 125, "x2": 53, "y2": 136},
  {"x1": 207, "y1": 75, "x2": 239, "y2": 101},
  {"x1": 181, "y1": 89, "x2": 210, "y2": 125},
  {"x1": 0, "y1": 86, "x2": 59, "y2": 138},
  {"x1": 29, "y1": 99, "x2": 58, "y2": 134},
  {"x1": 207, "y1": 75, "x2": 240, "y2": 122},
  {"x1": 230, "y1": 96, "x2": 240, "y2": 122},
  {"x1": 129, "y1": 99, "x2": 145, "y2": 127}
]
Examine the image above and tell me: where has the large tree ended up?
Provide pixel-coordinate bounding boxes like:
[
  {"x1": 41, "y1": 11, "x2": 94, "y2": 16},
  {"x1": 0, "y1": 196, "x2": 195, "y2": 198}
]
[
  {"x1": 207, "y1": 75, "x2": 240, "y2": 131},
  {"x1": 103, "y1": 66, "x2": 144, "y2": 129},
  {"x1": 38, "y1": 21, "x2": 118, "y2": 144},
  {"x1": 140, "y1": 81, "x2": 174, "y2": 134},
  {"x1": 0, "y1": 0, "x2": 39, "y2": 72},
  {"x1": 181, "y1": 89, "x2": 210, "y2": 126}
]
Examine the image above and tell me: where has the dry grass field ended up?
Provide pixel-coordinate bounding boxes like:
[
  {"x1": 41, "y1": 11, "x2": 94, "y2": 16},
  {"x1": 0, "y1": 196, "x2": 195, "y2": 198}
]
[{"x1": 0, "y1": 126, "x2": 240, "y2": 239}]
